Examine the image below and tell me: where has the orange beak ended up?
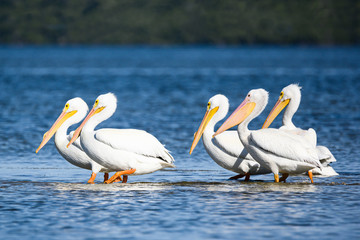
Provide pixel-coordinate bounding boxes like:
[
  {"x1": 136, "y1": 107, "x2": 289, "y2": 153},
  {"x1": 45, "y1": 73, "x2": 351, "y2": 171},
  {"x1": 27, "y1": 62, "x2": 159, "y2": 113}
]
[
  {"x1": 213, "y1": 97, "x2": 256, "y2": 137},
  {"x1": 36, "y1": 110, "x2": 77, "y2": 153},
  {"x1": 67, "y1": 106, "x2": 104, "y2": 148},
  {"x1": 189, "y1": 106, "x2": 219, "y2": 155},
  {"x1": 262, "y1": 98, "x2": 290, "y2": 129}
]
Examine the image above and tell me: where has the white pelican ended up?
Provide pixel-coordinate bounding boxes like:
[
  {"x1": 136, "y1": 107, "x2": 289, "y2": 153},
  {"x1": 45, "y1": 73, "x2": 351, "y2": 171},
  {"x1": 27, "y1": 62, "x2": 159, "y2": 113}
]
[
  {"x1": 214, "y1": 89, "x2": 322, "y2": 183},
  {"x1": 36, "y1": 98, "x2": 114, "y2": 184},
  {"x1": 262, "y1": 84, "x2": 338, "y2": 177},
  {"x1": 67, "y1": 93, "x2": 175, "y2": 184},
  {"x1": 189, "y1": 94, "x2": 270, "y2": 180}
]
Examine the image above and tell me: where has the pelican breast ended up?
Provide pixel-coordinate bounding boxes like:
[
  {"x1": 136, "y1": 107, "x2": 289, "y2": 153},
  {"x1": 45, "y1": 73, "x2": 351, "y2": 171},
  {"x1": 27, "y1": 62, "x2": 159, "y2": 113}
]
[{"x1": 212, "y1": 130, "x2": 251, "y2": 159}]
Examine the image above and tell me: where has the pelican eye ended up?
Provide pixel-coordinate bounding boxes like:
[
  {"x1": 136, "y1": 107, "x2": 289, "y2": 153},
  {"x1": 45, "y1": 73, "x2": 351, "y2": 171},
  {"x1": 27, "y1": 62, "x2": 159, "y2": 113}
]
[
  {"x1": 279, "y1": 92, "x2": 284, "y2": 100},
  {"x1": 94, "y1": 99, "x2": 99, "y2": 107},
  {"x1": 63, "y1": 103, "x2": 69, "y2": 111},
  {"x1": 247, "y1": 94, "x2": 250, "y2": 97},
  {"x1": 207, "y1": 102, "x2": 211, "y2": 110}
]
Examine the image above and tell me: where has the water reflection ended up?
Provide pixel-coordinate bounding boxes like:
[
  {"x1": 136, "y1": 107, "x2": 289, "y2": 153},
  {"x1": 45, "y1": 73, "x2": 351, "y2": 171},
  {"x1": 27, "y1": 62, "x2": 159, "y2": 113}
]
[
  {"x1": 51, "y1": 182, "x2": 174, "y2": 192},
  {"x1": 48, "y1": 179, "x2": 319, "y2": 193},
  {"x1": 204, "y1": 182, "x2": 318, "y2": 193}
]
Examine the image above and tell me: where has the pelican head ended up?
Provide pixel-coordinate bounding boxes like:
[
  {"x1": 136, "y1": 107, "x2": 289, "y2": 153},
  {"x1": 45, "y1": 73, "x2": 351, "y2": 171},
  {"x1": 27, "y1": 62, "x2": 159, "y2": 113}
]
[
  {"x1": 262, "y1": 84, "x2": 301, "y2": 129},
  {"x1": 91, "y1": 93, "x2": 117, "y2": 122},
  {"x1": 189, "y1": 94, "x2": 229, "y2": 155},
  {"x1": 36, "y1": 97, "x2": 88, "y2": 153},
  {"x1": 214, "y1": 89, "x2": 268, "y2": 137},
  {"x1": 67, "y1": 93, "x2": 117, "y2": 148}
]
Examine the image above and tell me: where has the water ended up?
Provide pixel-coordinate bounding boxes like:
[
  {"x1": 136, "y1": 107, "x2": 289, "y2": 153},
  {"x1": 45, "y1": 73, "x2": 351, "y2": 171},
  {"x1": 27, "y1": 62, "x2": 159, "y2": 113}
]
[{"x1": 0, "y1": 46, "x2": 359, "y2": 239}]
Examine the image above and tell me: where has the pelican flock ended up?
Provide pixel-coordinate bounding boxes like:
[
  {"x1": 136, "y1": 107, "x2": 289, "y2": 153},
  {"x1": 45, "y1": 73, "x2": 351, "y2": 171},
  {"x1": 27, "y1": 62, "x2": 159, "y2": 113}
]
[
  {"x1": 36, "y1": 98, "x2": 115, "y2": 183},
  {"x1": 189, "y1": 94, "x2": 270, "y2": 180},
  {"x1": 36, "y1": 85, "x2": 337, "y2": 184},
  {"x1": 67, "y1": 93, "x2": 175, "y2": 184},
  {"x1": 214, "y1": 89, "x2": 326, "y2": 183}
]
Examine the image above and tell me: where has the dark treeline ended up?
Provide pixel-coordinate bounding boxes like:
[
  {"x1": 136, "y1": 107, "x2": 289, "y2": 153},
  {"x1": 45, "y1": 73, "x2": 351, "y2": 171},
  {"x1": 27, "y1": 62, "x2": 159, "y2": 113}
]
[{"x1": 0, "y1": 0, "x2": 359, "y2": 45}]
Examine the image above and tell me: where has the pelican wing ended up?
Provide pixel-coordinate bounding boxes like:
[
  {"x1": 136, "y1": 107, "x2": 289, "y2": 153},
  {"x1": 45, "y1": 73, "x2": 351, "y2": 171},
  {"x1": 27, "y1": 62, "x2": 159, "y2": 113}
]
[
  {"x1": 213, "y1": 130, "x2": 251, "y2": 159},
  {"x1": 300, "y1": 128, "x2": 317, "y2": 147},
  {"x1": 94, "y1": 128, "x2": 174, "y2": 164},
  {"x1": 250, "y1": 128, "x2": 322, "y2": 168},
  {"x1": 280, "y1": 126, "x2": 317, "y2": 147},
  {"x1": 316, "y1": 146, "x2": 336, "y2": 165}
]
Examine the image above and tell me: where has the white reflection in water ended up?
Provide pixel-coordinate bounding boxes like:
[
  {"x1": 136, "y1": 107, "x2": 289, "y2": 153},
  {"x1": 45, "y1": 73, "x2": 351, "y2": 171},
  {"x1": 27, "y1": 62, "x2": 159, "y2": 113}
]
[
  {"x1": 50, "y1": 181, "x2": 318, "y2": 194},
  {"x1": 203, "y1": 182, "x2": 318, "y2": 193},
  {"x1": 51, "y1": 182, "x2": 174, "y2": 192}
]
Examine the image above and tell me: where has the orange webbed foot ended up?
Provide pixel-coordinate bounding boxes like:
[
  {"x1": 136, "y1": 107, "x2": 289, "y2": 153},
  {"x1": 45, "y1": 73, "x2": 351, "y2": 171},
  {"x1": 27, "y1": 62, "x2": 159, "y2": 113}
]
[
  {"x1": 274, "y1": 174, "x2": 279, "y2": 183},
  {"x1": 104, "y1": 169, "x2": 136, "y2": 184},
  {"x1": 308, "y1": 171, "x2": 314, "y2": 184},
  {"x1": 87, "y1": 172, "x2": 97, "y2": 184}
]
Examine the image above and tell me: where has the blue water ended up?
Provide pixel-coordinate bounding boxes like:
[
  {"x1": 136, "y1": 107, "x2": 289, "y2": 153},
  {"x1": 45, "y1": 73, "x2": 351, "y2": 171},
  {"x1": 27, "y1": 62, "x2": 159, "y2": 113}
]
[{"x1": 0, "y1": 46, "x2": 359, "y2": 239}]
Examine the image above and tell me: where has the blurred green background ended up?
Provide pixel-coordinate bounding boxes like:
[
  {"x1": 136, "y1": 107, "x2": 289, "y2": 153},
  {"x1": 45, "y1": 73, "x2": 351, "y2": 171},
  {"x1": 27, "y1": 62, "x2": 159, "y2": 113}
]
[{"x1": 0, "y1": 0, "x2": 359, "y2": 45}]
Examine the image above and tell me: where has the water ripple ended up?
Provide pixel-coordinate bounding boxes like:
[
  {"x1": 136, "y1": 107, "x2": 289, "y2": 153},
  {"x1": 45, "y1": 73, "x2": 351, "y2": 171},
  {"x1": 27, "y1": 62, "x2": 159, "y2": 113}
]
[{"x1": 0, "y1": 46, "x2": 359, "y2": 239}]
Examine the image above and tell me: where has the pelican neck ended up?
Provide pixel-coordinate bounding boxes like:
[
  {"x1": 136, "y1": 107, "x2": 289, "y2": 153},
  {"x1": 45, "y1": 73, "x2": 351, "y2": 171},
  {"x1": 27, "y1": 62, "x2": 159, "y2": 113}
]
[
  {"x1": 282, "y1": 100, "x2": 297, "y2": 129},
  {"x1": 54, "y1": 121, "x2": 71, "y2": 145}
]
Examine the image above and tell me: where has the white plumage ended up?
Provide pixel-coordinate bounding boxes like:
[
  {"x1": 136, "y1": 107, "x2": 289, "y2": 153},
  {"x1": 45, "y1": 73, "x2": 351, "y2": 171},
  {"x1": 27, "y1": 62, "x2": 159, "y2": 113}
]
[
  {"x1": 214, "y1": 89, "x2": 322, "y2": 183},
  {"x1": 36, "y1": 98, "x2": 112, "y2": 183},
  {"x1": 95, "y1": 129, "x2": 174, "y2": 163},
  {"x1": 67, "y1": 93, "x2": 175, "y2": 183},
  {"x1": 262, "y1": 84, "x2": 338, "y2": 176},
  {"x1": 190, "y1": 94, "x2": 270, "y2": 180},
  {"x1": 212, "y1": 130, "x2": 249, "y2": 159},
  {"x1": 249, "y1": 129, "x2": 321, "y2": 168}
]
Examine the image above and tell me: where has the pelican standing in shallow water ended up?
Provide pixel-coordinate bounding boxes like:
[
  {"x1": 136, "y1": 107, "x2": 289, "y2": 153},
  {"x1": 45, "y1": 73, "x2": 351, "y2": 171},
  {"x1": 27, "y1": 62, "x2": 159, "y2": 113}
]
[
  {"x1": 67, "y1": 93, "x2": 175, "y2": 184},
  {"x1": 190, "y1": 94, "x2": 270, "y2": 180},
  {"x1": 36, "y1": 98, "x2": 114, "y2": 184},
  {"x1": 214, "y1": 89, "x2": 322, "y2": 183},
  {"x1": 262, "y1": 84, "x2": 338, "y2": 177}
]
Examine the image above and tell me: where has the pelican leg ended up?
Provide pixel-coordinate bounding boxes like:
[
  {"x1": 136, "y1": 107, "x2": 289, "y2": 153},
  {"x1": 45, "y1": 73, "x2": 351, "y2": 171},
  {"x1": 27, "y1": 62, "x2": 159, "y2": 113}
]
[
  {"x1": 274, "y1": 174, "x2": 279, "y2": 183},
  {"x1": 308, "y1": 171, "x2": 314, "y2": 184},
  {"x1": 279, "y1": 173, "x2": 289, "y2": 183},
  {"x1": 229, "y1": 174, "x2": 245, "y2": 180},
  {"x1": 87, "y1": 172, "x2": 97, "y2": 184},
  {"x1": 105, "y1": 169, "x2": 136, "y2": 184},
  {"x1": 113, "y1": 176, "x2": 123, "y2": 183},
  {"x1": 244, "y1": 173, "x2": 250, "y2": 181},
  {"x1": 103, "y1": 173, "x2": 109, "y2": 182},
  {"x1": 122, "y1": 175, "x2": 128, "y2": 183}
]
